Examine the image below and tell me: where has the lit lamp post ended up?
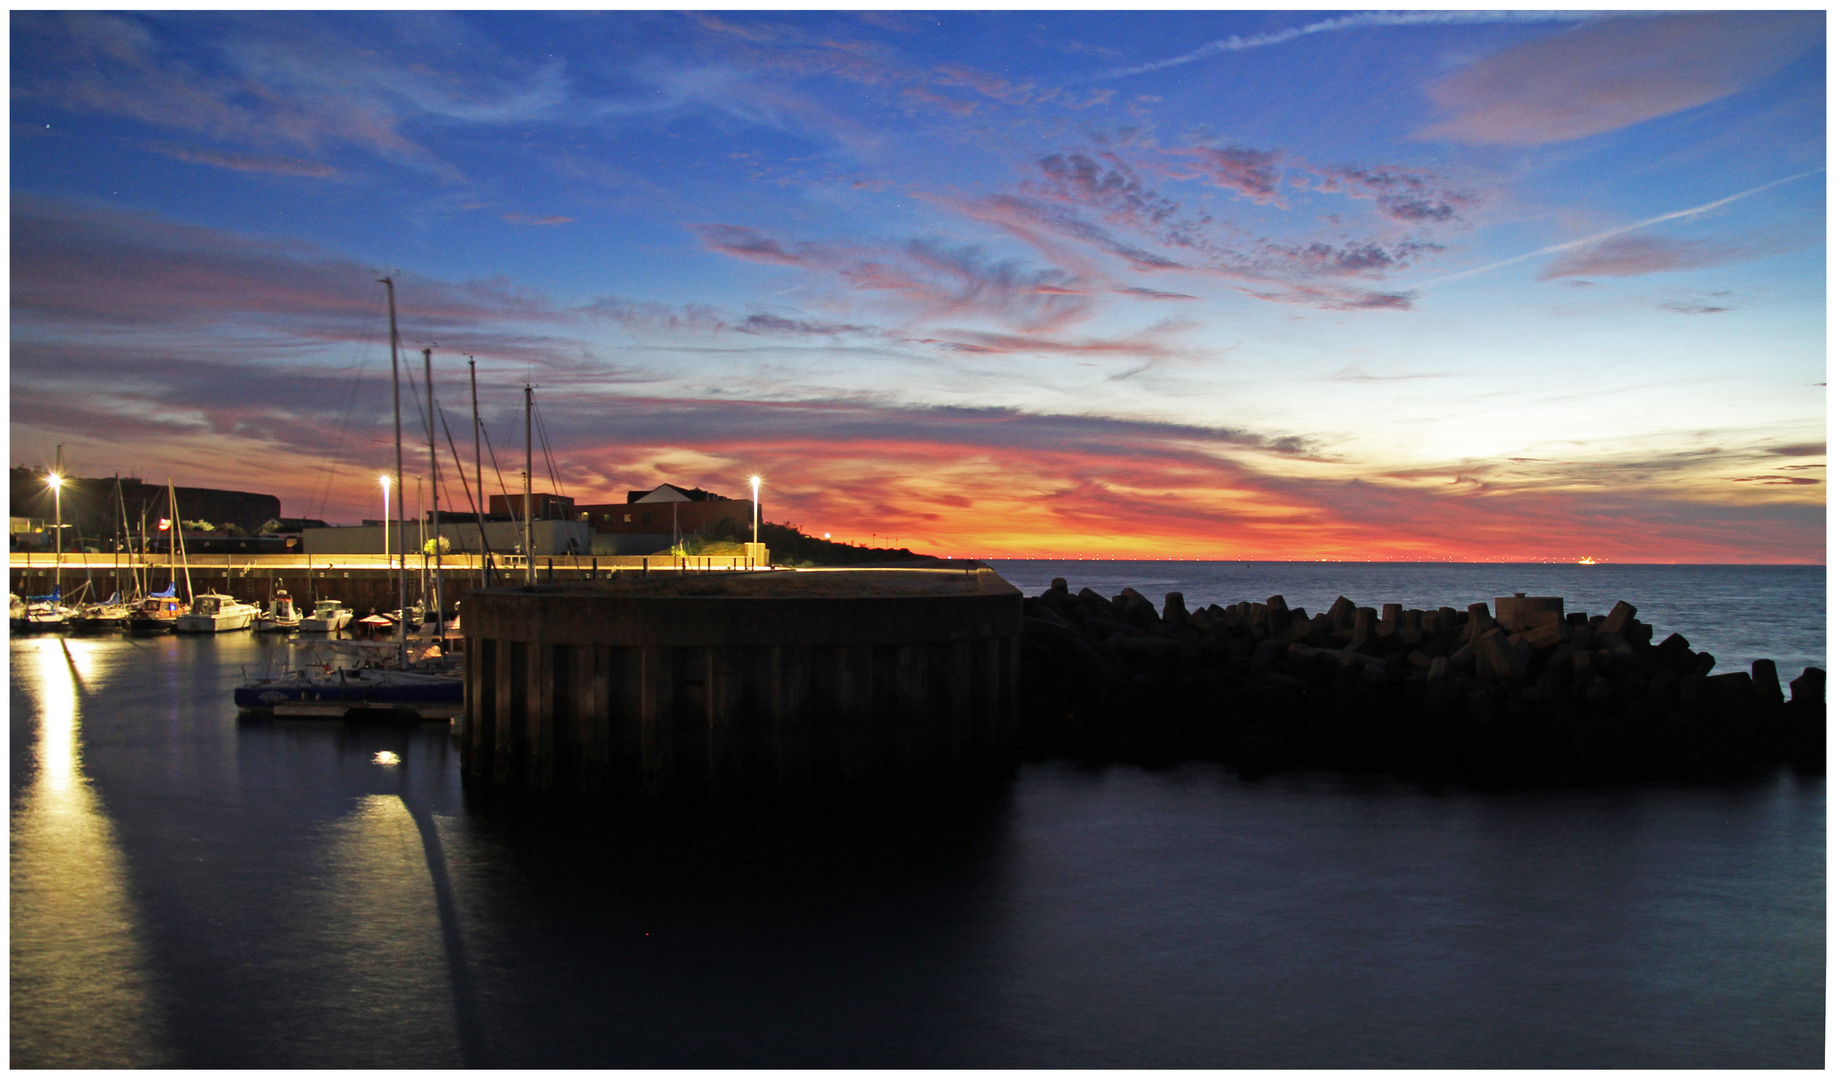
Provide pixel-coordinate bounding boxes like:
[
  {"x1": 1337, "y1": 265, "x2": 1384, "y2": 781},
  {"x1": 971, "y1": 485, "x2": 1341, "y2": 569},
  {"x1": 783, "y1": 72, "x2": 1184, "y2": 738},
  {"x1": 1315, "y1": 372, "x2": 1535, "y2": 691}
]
[
  {"x1": 379, "y1": 474, "x2": 391, "y2": 569},
  {"x1": 47, "y1": 471, "x2": 63, "y2": 601},
  {"x1": 749, "y1": 475, "x2": 761, "y2": 545}
]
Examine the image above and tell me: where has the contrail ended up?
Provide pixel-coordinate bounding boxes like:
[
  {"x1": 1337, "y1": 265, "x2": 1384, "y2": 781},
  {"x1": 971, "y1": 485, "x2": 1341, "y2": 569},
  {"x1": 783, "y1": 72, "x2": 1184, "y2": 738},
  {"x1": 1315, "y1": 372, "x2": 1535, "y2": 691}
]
[
  {"x1": 1101, "y1": 10, "x2": 1644, "y2": 79},
  {"x1": 1419, "y1": 168, "x2": 1826, "y2": 287}
]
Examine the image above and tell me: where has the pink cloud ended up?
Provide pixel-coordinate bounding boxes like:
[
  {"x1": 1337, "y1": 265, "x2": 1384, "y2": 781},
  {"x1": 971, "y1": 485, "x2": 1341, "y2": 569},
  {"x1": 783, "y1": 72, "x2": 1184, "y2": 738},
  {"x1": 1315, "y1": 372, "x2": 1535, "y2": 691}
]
[
  {"x1": 1537, "y1": 232, "x2": 1795, "y2": 279},
  {"x1": 1415, "y1": 12, "x2": 1820, "y2": 145},
  {"x1": 149, "y1": 144, "x2": 337, "y2": 177},
  {"x1": 1167, "y1": 145, "x2": 1285, "y2": 203}
]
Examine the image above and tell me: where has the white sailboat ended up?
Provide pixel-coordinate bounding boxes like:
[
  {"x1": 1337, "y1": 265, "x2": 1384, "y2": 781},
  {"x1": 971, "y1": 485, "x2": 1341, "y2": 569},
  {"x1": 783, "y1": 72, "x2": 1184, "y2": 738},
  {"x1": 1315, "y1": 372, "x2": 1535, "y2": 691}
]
[{"x1": 234, "y1": 278, "x2": 462, "y2": 719}]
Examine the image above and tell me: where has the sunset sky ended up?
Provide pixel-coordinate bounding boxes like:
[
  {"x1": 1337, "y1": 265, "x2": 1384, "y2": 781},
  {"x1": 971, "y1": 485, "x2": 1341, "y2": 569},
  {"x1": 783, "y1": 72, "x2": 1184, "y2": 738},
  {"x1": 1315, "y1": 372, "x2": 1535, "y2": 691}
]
[{"x1": 10, "y1": 10, "x2": 1826, "y2": 561}]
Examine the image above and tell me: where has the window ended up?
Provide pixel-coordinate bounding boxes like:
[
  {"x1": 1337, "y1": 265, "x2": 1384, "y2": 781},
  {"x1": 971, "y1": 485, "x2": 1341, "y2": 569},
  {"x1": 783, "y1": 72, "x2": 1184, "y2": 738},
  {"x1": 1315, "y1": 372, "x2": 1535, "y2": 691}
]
[{"x1": 623, "y1": 514, "x2": 632, "y2": 523}]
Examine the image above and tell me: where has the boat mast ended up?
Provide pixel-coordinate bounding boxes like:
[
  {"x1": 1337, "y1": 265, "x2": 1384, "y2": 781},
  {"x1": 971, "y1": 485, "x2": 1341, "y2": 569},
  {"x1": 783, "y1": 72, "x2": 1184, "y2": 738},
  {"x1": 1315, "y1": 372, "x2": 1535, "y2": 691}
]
[
  {"x1": 470, "y1": 356, "x2": 488, "y2": 589},
  {"x1": 381, "y1": 275, "x2": 408, "y2": 669},
  {"x1": 110, "y1": 474, "x2": 121, "y2": 600},
  {"x1": 168, "y1": 479, "x2": 193, "y2": 602},
  {"x1": 424, "y1": 346, "x2": 443, "y2": 638},
  {"x1": 52, "y1": 445, "x2": 63, "y2": 604},
  {"x1": 523, "y1": 383, "x2": 534, "y2": 586}
]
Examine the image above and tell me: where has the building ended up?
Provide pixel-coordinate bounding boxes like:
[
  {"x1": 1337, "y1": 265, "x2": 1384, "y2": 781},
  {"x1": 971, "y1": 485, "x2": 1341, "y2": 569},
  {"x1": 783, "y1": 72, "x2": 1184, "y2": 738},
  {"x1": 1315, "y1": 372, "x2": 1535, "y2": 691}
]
[
  {"x1": 486, "y1": 492, "x2": 575, "y2": 520},
  {"x1": 303, "y1": 518, "x2": 591, "y2": 556},
  {"x1": 571, "y1": 483, "x2": 755, "y2": 556}
]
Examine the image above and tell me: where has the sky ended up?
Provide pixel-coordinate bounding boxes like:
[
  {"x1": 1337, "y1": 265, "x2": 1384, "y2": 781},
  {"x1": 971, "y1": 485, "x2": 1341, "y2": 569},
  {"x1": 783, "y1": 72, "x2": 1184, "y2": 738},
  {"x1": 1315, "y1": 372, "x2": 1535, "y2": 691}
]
[{"x1": 9, "y1": 9, "x2": 1827, "y2": 561}]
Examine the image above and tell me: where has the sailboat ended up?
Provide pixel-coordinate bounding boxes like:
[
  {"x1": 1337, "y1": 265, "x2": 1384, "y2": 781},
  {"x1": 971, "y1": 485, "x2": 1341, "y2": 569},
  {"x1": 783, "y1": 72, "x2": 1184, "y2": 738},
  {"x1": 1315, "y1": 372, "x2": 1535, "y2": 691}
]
[{"x1": 235, "y1": 278, "x2": 462, "y2": 719}]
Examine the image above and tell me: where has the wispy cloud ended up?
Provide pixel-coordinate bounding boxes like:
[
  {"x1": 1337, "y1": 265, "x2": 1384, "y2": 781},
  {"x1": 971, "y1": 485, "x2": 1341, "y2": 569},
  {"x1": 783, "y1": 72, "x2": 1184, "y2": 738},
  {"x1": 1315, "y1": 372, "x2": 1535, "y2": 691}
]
[
  {"x1": 1102, "y1": 11, "x2": 1623, "y2": 78},
  {"x1": 149, "y1": 144, "x2": 337, "y2": 177},
  {"x1": 1422, "y1": 169, "x2": 1825, "y2": 286},
  {"x1": 690, "y1": 222, "x2": 1097, "y2": 331},
  {"x1": 501, "y1": 213, "x2": 573, "y2": 226},
  {"x1": 1415, "y1": 11, "x2": 1821, "y2": 145},
  {"x1": 1538, "y1": 232, "x2": 1798, "y2": 279}
]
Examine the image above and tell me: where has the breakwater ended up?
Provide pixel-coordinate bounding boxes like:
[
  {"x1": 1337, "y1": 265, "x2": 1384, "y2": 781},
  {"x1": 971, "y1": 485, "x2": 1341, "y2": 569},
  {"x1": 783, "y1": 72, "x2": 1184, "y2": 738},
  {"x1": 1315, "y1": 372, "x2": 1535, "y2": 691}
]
[{"x1": 1021, "y1": 578, "x2": 1825, "y2": 784}]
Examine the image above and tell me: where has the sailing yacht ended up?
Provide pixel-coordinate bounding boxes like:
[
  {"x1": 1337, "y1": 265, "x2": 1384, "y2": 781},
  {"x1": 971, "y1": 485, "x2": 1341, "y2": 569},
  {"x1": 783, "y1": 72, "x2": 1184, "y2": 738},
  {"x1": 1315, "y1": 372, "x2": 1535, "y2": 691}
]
[{"x1": 233, "y1": 278, "x2": 462, "y2": 720}]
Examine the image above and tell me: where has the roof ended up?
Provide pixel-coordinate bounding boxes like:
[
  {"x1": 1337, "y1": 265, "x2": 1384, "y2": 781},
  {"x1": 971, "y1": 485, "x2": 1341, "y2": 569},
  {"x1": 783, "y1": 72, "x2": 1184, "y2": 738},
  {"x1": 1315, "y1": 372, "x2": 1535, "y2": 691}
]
[{"x1": 628, "y1": 483, "x2": 736, "y2": 504}]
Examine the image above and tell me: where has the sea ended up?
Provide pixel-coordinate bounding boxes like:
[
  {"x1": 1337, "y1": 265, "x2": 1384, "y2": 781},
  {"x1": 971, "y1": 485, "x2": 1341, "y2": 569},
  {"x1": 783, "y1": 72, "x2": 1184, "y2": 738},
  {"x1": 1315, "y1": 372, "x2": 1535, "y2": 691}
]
[{"x1": 10, "y1": 562, "x2": 1826, "y2": 1068}]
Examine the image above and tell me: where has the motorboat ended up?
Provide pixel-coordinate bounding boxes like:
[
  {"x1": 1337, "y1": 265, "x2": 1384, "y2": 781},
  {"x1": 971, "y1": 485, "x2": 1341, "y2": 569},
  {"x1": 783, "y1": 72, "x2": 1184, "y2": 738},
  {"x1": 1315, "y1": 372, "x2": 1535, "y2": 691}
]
[
  {"x1": 174, "y1": 591, "x2": 259, "y2": 633},
  {"x1": 254, "y1": 590, "x2": 302, "y2": 632},
  {"x1": 297, "y1": 599, "x2": 354, "y2": 633},
  {"x1": 127, "y1": 588, "x2": 188, "y2": 633}
]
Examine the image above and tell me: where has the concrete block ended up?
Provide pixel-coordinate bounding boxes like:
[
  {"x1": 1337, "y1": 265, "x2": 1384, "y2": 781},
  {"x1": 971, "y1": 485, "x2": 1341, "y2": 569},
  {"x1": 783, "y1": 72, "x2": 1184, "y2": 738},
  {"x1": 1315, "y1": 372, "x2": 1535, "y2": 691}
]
[
  {"x1": 1327, "y1": 596, "x2": 1357, "y2": 630},
  {"x1": 1381, "y1": 603, "x2": 1402, "y2": 630},
  {"x1": 1599, "y1": 600, "x2": 1637, "y2": 636},
  {"x1": 1162, "y1": 591, "x2": 1189, "y2": 627},
  {"x1": 1509, "y1": 622, "x2": 1564, "y2": 650},
  {"x1": 1789, "y1": 666, "x2": 1825, "y2": 705},
  {"x1": 1466, "y1": 602, "x2": 1496, "y2": 640},
  {"x1": 1752, "y1": 658, "x2": 1784, "y2": 707},
  {"x1": 1495, "y1": 593, "x2": 1563, "y2": 633}
]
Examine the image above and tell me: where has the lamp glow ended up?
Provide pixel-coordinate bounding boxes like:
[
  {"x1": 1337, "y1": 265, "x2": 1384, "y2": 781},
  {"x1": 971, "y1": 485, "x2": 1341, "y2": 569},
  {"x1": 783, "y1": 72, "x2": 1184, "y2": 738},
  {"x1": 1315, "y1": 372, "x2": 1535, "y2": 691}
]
[
  {"x1": 748, "y1": 475, "x2": 761, "y2": 546},
  {"x1": 379, "y1": 474, "x2": 391, "y2": 567}
]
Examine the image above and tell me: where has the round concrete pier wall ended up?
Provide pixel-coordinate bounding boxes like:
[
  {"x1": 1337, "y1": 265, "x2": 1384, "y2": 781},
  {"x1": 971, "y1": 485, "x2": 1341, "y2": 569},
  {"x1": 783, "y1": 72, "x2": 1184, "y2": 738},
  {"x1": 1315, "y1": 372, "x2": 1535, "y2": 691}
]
[{"x1": 461, "y1": 568, "x2": 1022, "y2": 803}]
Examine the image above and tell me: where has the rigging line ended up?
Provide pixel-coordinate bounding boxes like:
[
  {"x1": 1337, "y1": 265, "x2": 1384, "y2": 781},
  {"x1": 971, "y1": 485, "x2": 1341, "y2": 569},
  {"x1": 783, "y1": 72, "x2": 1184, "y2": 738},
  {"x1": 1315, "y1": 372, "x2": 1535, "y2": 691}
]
[
  {"x1": 479, "y1": 417, "x2": 515, "y2": 510},
  {"x1": 309, "y1": 313, "x2": 383, "y2": 521},
  {"x1": 438, "y1": 405, "x2": 495, "y2": 562},
  {"x1": 531, "y1": 397, "x2": 565, "y2": 499}
]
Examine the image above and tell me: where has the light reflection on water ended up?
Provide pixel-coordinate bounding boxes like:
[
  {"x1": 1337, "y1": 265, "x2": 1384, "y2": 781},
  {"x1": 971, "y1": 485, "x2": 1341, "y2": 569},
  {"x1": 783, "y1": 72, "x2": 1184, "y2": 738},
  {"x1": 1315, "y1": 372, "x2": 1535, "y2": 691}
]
[
  {"x1": 10, "y1": 638, "x2": 168, "y2": 1068},
  {"x1": 8, "y1": 631, "x2": 1826, "y2": 1067}
]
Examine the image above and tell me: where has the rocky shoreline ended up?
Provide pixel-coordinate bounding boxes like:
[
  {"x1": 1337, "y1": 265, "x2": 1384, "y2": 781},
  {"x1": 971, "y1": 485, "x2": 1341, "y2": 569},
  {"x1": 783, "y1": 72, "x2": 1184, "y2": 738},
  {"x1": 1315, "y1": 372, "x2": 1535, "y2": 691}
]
[{"x1": 1020, "y1": 579, "x2": 1825, "y2": 785}]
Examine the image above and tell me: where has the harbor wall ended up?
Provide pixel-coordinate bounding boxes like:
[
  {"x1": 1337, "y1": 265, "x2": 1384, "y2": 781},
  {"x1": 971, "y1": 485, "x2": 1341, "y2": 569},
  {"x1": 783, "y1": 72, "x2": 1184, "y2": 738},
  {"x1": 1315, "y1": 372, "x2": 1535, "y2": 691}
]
[
  {"x1": 460, "y1": 571, "x2": 1022, "y2": 804},
  {"x1": 9, "y1": 552, "x2": 774, "y2": 613}
]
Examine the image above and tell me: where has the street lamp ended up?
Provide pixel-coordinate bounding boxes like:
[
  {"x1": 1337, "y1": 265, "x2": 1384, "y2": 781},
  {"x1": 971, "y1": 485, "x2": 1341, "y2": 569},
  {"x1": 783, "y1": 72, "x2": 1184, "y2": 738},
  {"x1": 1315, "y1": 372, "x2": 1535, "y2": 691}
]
[
  {"x1": 749, "y1": 475, "x2": 761, "y2": 546},
  {"x1": 379, "y1": 474, "x2": 391, "y2": 568},
  {"x1": 46, "y1": 472, "x2": 63, "y2": 601}
]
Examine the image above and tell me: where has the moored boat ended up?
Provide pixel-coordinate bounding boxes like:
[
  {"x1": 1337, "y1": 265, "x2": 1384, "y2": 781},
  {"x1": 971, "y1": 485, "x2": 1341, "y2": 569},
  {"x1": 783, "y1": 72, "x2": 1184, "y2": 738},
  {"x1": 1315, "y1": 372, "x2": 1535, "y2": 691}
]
[
  {"x1": 174, "y1": 591, "x2": 259, "y2": 633},
  {"x1": 254, "y1": 590, "x2": 302, "y2": 632},
  {"x1": 70, "y1": 591, "x2": 134, "y2": 632},
  {"x1": 11, "y1": 591, "x2": 72, "y2": 633},
  {"x1": 234, "y1": 664, "x2": 464, "y2": 719},
  {"x1": 297, "y1": 599, "x2": 354, "y2": 633},
  {"x1": 127, "y1": 587, "x2": 189, "y2": 633}
]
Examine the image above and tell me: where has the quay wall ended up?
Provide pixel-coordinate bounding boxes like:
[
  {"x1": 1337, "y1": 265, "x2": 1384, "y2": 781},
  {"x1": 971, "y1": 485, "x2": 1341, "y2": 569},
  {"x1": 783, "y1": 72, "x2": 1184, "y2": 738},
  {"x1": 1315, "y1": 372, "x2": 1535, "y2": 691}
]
[
  {"x1": 461, "y1": 570, "x2": 1022, "y2": 804},
  {"x1": 9, "y1": 552, "x2": 774, "y2": 614}
]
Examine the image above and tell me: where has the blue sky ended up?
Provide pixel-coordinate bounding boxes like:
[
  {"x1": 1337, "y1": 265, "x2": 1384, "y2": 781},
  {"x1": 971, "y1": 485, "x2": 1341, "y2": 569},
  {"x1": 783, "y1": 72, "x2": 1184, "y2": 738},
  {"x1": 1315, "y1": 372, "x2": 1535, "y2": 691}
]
[{"x1": 10, "y1": 10, "x2": 1826, "y2": 560}]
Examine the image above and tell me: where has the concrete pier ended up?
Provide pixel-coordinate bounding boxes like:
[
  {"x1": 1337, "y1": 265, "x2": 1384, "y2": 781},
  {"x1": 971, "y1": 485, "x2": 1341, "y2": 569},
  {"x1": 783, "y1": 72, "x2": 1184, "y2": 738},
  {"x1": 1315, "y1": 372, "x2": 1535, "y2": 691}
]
[{"x1": 461, "y1": 568, "x2": 1022, "y2": 803}]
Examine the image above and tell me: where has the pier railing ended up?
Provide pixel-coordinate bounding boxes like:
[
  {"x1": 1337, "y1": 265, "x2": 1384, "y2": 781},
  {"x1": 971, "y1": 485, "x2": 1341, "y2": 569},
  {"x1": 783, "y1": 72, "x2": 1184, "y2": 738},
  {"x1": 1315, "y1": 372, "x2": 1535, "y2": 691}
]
[{"x1": 9, "y1": 552, "x2": 770, "y2": 576}]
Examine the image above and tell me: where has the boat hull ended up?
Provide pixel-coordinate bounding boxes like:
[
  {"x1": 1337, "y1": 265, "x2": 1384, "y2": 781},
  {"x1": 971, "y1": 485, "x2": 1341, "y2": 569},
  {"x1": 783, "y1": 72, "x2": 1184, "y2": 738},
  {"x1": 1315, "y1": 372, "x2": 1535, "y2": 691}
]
[
  {"x1": 174, "y1": 611, "x2": 256, "y2": 633},
  {"x1": 235, "y1": 668, "x2": 464, "y2": 718}
]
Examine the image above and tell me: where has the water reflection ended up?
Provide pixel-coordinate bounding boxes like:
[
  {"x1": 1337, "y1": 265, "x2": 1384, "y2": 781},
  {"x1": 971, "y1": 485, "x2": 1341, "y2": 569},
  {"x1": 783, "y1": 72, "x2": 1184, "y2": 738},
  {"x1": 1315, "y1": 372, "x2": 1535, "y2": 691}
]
[
  {"x1": 287, "y1": 793, "x2": 465, "y2": 1067},
  {"x1": 10, "y1": 638, "x2": 168, "y2": 1067}
]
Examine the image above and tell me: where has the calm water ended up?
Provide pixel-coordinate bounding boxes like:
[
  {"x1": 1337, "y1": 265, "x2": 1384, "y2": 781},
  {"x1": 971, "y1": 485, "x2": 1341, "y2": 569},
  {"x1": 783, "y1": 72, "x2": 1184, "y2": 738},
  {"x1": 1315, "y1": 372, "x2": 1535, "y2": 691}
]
[{"x1": 10, "y1": 563, "x2": 1827, "y2": 1067}]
